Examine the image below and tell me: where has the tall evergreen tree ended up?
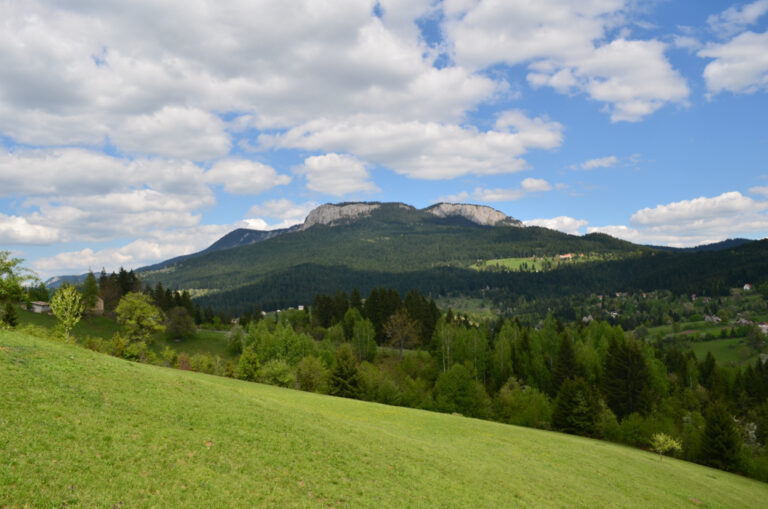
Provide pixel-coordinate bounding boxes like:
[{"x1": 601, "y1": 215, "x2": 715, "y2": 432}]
[
  {"x1": 602, "y1": 338, "x2": 653, "y2": 420},
  {"x1": 81, "y1": 271, "x2": 100, "y2": 312},
  {"x1": 700, "y1": 401, "x2": 742, "y2": 472},
  {"x1": 552, "y1": 333, "x2": 582, "y2": 395},
  {"x1": 552, "y1": 377, "x2": 602, "y2": 437},
  {"x1": 328, "y1": 343, "x2": 361, "y2": 399}
]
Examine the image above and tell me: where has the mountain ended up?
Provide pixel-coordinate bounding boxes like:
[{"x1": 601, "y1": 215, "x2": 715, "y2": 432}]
[
  {"x1": 648, "y1": 238, "x2": 754, "y2": 252},
  {"x1": 137, "y1": 201, "x2": 646, "y2": 308},
  {"x1": 47, "y1": 202, "x2": 768, "y2": 310}
]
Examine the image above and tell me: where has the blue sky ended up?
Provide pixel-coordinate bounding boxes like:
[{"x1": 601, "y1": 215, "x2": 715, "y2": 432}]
[{"x1": 1, "y1": 0, "x2": 767, "y2": 279}]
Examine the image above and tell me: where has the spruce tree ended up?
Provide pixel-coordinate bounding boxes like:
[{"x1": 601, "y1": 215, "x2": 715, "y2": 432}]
[
  {"x1": 328, "y1": 343, "x2": 361, "y2": 399},
  {"x1": 552, "y1": 334, "x2": 582, "y2": 395},
  {"x1": 700, "y1": 401, "x2": 742, "y2": 472},
  {"x1": 552, "y1": 377, "x2": 601, "y2": 437},
  {"x1": 602, "y1": 338, "x2": 653, "y2": 419}
]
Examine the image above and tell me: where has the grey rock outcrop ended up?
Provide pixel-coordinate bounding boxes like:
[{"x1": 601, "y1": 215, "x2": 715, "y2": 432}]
[
  {"x1": 302, "y1": 203, "x2": 381, "y2": 230},
  {"x1": 425, "y1": 203, "x2": 522, "y2": 227}
]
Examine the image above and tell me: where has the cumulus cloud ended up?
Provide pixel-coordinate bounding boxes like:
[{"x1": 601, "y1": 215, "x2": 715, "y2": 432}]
[
  {"x1": 524, "y1": 216, "x2": 589, "y2": 235},
  {"x1": 588, "y1": 191, "x2": 768, "y2": 246},
  {"x1": 0, "y1": 214, "x2": 60, "y2": 244},
  {"x1": 444, "y1": 1, "x2": 689, "y2": 122},
  {"x1": 699, "y1": 30, "x2": 768, "y2": 95},
  {"x1": 111, "y1": 107, "x2": 231, "y2": 160},
  {"x1": 580, "y1": 155, "x2": 619, "y2": 170},
  {"x1": 244, "y1": 199, "x2": 317, "y2": 229},
  {"x1": 440, "y1": 177, "x2": 553, "y2": 203},
  {"x1": 0, "y1": 148, "x2": 215, "y2": 244},
  {"x1": 629, "y1": 191, "x2": 767, "y2": 226},
  {"x1": 0, "y1": 0, "x2": 499, "y2": 153},
  {"x1": 205, "y1": 159, "x2": 291, "y2": 194},
  {"x1": 31, "y1": 223, "x2": 235, "y2": 277},
  {"x1": 707, "y1": 0, "x2": 768, "y2": 38},
  {"x1": 296, "y1": 153, "x2": 379, "y2": 196},
  {"x1": 263, "y1": 111, "x2": 564, "y2": 180}
]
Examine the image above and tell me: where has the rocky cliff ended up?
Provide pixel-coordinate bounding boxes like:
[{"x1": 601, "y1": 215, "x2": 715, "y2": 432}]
[
  {"x1": 301, "y1": 203, "x2": 382, "y2": 229},
  {"x1": 424, "y1": 203, "x2": 522, "y2": 227}
]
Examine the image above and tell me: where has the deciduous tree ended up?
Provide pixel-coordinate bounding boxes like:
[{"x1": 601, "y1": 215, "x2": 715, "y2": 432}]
[
  {"x1": 50, "y1": 285, "x2": 85, "y2": 341},
  {"x1": 115, "y1": 292, "x2": 165, "y2": 344}
]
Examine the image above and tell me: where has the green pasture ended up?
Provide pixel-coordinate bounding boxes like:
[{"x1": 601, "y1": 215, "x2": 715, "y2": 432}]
[{"x1": 2, "y1": 329, "x2": 767, "y2": 508}]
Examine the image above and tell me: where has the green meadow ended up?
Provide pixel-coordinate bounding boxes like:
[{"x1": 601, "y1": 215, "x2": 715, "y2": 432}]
[{"x1": 2, "y1": 330, "x2": 767, "y2": 508}]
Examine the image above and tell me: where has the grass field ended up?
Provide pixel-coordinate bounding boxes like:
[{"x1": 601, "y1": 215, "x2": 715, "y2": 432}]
[
  {"x1": 688, "y1": 337, "x2": 759, "y2": 366},
  {"x1": 15, "y1": 305, "x2": 238, "y2": 363},
  {"x1": 2, "y1": 330, "x2": 767, "y2": 507},
  {"x1": 470, "y1": 253, "x2": 617, "y2": 273}
]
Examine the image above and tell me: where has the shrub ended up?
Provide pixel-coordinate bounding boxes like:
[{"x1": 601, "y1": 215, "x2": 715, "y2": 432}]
[{"x1": 258, "y1": 359, "x2": 295, "y2": 387}]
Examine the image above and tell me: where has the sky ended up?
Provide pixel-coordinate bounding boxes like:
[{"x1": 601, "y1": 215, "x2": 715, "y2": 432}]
[{"x1": 1, "y1": 0, "x2": 768, "y2": 279}]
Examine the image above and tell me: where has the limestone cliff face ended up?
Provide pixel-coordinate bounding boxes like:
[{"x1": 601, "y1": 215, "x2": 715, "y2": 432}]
[
  {"x1": 425, "y1": 203, "x2": 522, "y2": 227},
  {"x1": 301, "y1": 203, "x2": 381, "y2": 229}
]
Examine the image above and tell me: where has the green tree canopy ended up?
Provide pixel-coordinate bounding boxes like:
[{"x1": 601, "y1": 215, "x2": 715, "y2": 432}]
[
  {"x1": 329, "y1": 343, "x2": 361, "y2": 399},
  {"x1": 115, "y1": 292, "x2": 165, "y2": 344},
  {"x1": 1, "y1": 251, "x2": 36, "y2": 303},
  {"x1": 165, "y1": 306, "x2": 196, "y2": 341},
  {"x1": 700, "y1": 401, "x2": 742, "y2": 472},
  {"x1": 50, "y1": 285, "x2": 85, "y2": 341}
]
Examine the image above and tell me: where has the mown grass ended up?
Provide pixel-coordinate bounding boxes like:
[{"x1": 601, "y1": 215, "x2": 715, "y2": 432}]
[
  {"x1": 689, "y1": 337, "x2": 758, "y2": 365},
  {"x1": 2, "y1": 329, "x2": 767, "y2": 508}
]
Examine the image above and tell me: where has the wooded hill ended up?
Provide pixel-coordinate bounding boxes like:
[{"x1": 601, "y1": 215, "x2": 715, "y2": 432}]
[{"x1": 138, "y1": 202, "x2": 652, "y2": 309}]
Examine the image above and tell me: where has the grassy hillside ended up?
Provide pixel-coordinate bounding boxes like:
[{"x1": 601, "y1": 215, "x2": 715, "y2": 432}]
[{"x1": 2, "y1": 330, "x2": 767, "y2": 507}]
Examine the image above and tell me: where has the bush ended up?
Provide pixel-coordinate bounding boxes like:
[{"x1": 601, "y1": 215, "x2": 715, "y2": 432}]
[
  {"x1": 494, "y1": 378, "x2": 552, "y2": 429},
  {"x1": 295, "y1": 355, "x2": 328, "y2": 392},
  {"x1": 190, "y1": 353, "x2": 216, "y2": 374},
  {"x1": 236, "y1": 346, "x2": 260, "y2": 381},
  {"x1": 258, "y1": 359, "x2": 296, "y2": 387}
]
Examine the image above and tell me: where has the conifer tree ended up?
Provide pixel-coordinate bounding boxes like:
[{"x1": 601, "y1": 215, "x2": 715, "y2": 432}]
[
  {"x1": 552, "y1": 377, "x2": 602, "y2": 437},
  {"x1": 328, "y1": 343, "x2": 361, "y2": 398},
  {"x1": 552, "y1": 333, "x2": 582, "y2": 395},
  {"x1": 700, "y1": 401, "x2": 742, "y2": 472}
]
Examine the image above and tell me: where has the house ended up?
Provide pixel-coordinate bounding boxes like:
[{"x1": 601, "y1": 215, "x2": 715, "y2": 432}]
[
  {"x1": 744, "y1": 283, "x2": 753, "y2": 291},
  {"x1": 89, "y1": 296, "x2": 104, "y2": 316},
  {"x1": 759, "y1": 323, "x2": 768, "y2": 335},
  {"x1": 30, "y1": 301, "x2": 51, "y2": 314},
  {"x1": 559, "y1": 253, "x2": 574, "y2": 260}
]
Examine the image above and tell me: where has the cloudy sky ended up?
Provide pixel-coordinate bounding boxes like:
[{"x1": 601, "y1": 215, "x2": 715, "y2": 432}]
[{"x1": 1, "y1": 0, "x2": 767, "y2": 279}]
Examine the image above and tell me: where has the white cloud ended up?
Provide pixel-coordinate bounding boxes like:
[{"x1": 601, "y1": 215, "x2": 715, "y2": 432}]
[
  {"x1": 0, "y1": 148, "x2": 216, "y2": 244},
  {"x1": 588, "y1": 191, "x2": 768, "y2": 246},
  {"x1": 0, "y1": 214, "x2": 60, "y2": 244},
  {"x1": 244, "y1": 199, "x2": 317, "y2": 229},
  {"x1": 205, "y1": 159, "x2": 291, "y2": 195},
  {"x1": 297, "y1": 153, "x2": 379, "y2": 196},
  {"x1": 699, "y1": 30, "x2": 768, "y2": 95},
  {"x1": 749, "y1": 185, "x2": 768, "y2": 197},
  {"x1": 672, "y1": 35, "x2": 701, "y2": 51},
  {"x1": 524, "y1": 216, "x2": 588, "y2": 235},
  {"x1": 708, "y1": 0, "x2": 768, "y2": 38},
  {"x1": 442, "y1": 177, "x2": 553, "y2": 203},
  {"x1": 31, "y1": 223, "x2": 237, "y2": 278},
  {"x1": 246, "y1": 199, "x2": 316, "y2": 220},
  {"x1": 580, "y1": 155, "x2": 619, "y2": 169},
  {"x1": 262, "y1": 111, "x2": 564, "y2": 180},
  {"x1": 111, "y1": 107, "x2": 231, "y2": 160},
  {"x1": 0, "y1": 0, "x2": 500, "y2": 153},
  {"x1": 630, "y1": 191, "x2": 767, "y2": 226},
  {"x1": 444, "y1": 1, "x2": 689, "y2": 122}
]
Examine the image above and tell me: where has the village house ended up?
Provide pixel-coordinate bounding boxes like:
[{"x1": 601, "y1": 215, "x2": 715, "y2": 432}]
[{"x1": 30, "y1": 301, "x2": 51, "y2": 314}]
